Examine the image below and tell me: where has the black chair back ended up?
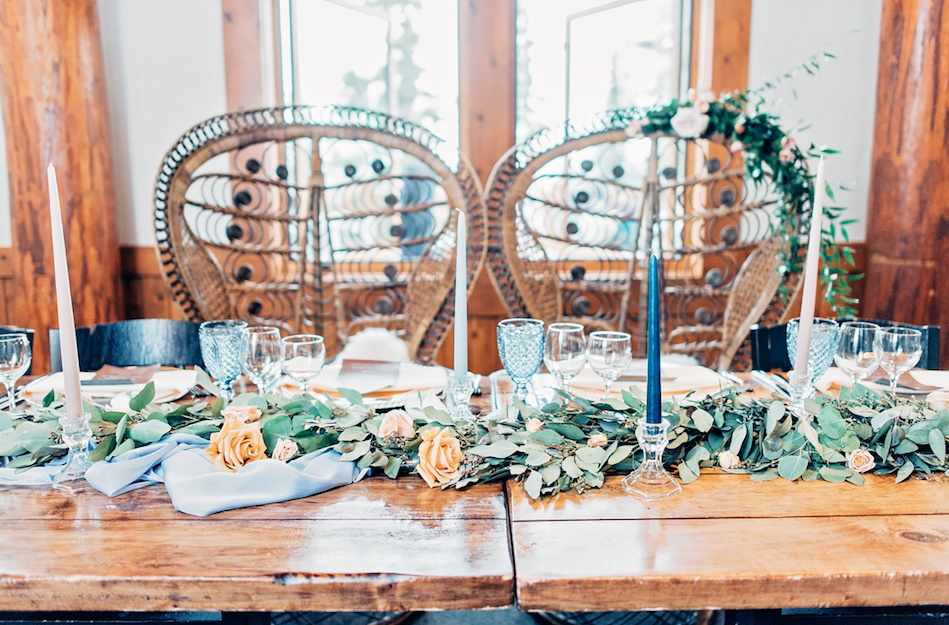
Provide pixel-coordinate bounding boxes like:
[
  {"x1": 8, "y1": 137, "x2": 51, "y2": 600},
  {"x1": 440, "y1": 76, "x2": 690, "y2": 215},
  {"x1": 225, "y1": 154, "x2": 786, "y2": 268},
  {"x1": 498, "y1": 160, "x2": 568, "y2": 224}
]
[
  {"x1": 750, "y1": 320, "x2": 941, "y2": 371},
  {"x1": 0, "y1": 326, "x2": 34, "y2": 376},
  {"x1": 50, "y1": 319, "x2": 204, "y2": 372}
]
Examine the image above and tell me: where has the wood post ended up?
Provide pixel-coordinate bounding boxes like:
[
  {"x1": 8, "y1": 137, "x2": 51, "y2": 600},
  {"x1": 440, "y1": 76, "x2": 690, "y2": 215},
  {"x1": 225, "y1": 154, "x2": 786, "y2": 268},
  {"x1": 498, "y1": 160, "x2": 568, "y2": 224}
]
[
  {"x1": 0, "y1": 0, "x2": 123, "y2": 373},
  {"x1": 863, "y1": 0, "x2": 949, "y2": 365},
  {"x1": 456, "y1": 0, "x2": 516, "y2": 374}
]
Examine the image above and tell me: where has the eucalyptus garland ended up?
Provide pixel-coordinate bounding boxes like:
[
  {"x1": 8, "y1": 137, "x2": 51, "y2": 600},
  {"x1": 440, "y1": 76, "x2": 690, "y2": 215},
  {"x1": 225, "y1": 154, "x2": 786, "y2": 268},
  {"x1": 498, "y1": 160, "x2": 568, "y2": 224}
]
[
  {"x1": 625, "y1": 88, "x2": 859, "y2": 316},
  {"x1": 1, "y1": 374, "x2": 947, "y2": 499}
]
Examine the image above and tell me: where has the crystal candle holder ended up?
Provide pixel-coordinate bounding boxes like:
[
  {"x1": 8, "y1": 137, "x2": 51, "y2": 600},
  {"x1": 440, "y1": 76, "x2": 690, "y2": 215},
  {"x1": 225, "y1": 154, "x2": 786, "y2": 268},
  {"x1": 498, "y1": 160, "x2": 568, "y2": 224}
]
[
  {"x1": 788, "y1": 370, "x2": 810, "y2": 417},
  {"x1": 447, "y1": 371, "x2": 479, "y2": 422},
  {"x1": 52, "y1": 410, "x2": 92, "y2": 493},
  {"x1": 623, "y1": 417, "x2": 681, "y2": 499}
]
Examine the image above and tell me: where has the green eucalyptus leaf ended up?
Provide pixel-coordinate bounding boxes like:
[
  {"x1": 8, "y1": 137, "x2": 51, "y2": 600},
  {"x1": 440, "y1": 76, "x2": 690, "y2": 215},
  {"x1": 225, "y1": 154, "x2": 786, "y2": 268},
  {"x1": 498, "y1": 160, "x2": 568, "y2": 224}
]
[
  {"x1": 525, "y1": 451, "x2": 552, "y2": 466},
  {"x1": 777, "y1": 455, "x2": 807, "y2": 481},
  {"x1": 529, "y1": 429, "x2": 566, "y2": 447},
  {"x1": 766, "y1": 401, "x2": 785, "y2": 434},
  {"x1": 0, "y1": 413, "x2": 14, "y2": 431},
  {"x1": 339, "y1": 441, "x2": 370, "y2": 462},
  {"x1": 88, "y1": 435, "x2": 116, "y2": 462},
  {"x1": 115, "y1": 414, "x2": 129, "y2": 446},
  {"x1": 930, "y1": 428, "x2": 946, "y2": 463},
  {"x1": 895, "y1": 460, "x2": 915, "y2": 483},
  {"x1": 107, "y1": 438, "x2": 136, "y2": 460},
  {"x1": 541, "y1": 463, "x2": 561, "y2": 485},
  {"x1": 607, "y1": 445, "x2": 634, "y2": 465},
  {"x1": 337, "y1": 388, "x2": 365, "y2": 406},
  {"x1": 894, "y1": 439, "x2": 919, "y2": 455},
  {"x1": 819, "y1": 465, "x2": 849, "y2": 483},
  {"x1": 576, "y1": 446, "x2": 606, "y2": 466},
  {"x1": 384, "y1": 456, "x2": 402, "y2": 479},
  {"x1": 509, "y1": 463, "x2": 528, "y2": 476},
  {"x1": 729, "y1": 424, "x2": 747, "y2": 455},
  {"x1": 817, "y1": 405, "x2": 847, "y2": 439},
  {"x1": 128, "y1": 419, "x2": 171, "y2": 444},
  {"x1": 562, "y1": 455, "x2": 583, "y2": 478},
  {"x1": 678, "y1": 461, "x2": 698, "y2": 484},
  {"x1": 546, "y1": 422, "x2": 586, "y2": 440},
  {"x1": 750, "y1": 469, "x2": 779, "y2": 482},
  {"x1": 128, "y1": 382, "x2": 156, "y2": 412},
  {"x1": 691, "y1": 409, "x2": 714, "y2": 433},
  {"x1": 262, "y1": 414, "x2": 293, "y2": 453},
  {"x1": 469, "y1": 439, "x2": 521, "y2": 459},
  {"x1": 230, "y1": 393, "x2": 269, "y2": 412},
  {"x1": 339, "y1": 426, "x2": 369, "y2": 442},
  {"x1": 524, "y1": 470, "x2": 543, "y2": 499}
]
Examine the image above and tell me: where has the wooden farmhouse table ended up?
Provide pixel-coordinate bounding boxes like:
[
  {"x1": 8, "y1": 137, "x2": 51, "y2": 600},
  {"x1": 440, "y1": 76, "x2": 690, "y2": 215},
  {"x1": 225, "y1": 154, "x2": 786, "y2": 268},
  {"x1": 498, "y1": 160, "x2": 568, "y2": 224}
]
[{"x1": 5, "y1": 377, "x2": 949, "y2": 620}]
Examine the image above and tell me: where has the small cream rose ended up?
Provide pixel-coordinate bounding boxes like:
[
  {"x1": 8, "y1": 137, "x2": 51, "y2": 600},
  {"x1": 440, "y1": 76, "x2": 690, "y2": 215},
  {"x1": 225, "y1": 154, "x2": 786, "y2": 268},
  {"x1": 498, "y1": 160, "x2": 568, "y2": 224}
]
[
  {"x1": 526, "y1": 418, "x2": 544, "y2": 433},
  {"x1": 221, "y1": 405, "x2": 262, "y2": 424},
  {"x1": 271, "y1": 438, "x2": 299, "y2": 462},
  {"x1": 379, "y1": 409, "x2": 415, "y2": 439},
  {"x1": 588, "y1": 433, "x2": 608, "y2": 447},
  {"x1": 670, "y1": 106, "x2": 710, "y2": 139},
  {"x1": 206, "y1": 419, "x2": 267, "y2": 472},
  {"x1": 846, "y1": 448, "x2": 875, "y2": 474},
  {"x1": 416, "y1": 427, "x2": 462, "y2": 488},
  {"x1": 730, "y1": 141, "x2": 744, "y2": 153},
  {"x1": 928, "y1": 390, "x2": 949, "y2": 411},
  {"x1": 719, "y1": 451, "x2": 741, "y2": 470}
]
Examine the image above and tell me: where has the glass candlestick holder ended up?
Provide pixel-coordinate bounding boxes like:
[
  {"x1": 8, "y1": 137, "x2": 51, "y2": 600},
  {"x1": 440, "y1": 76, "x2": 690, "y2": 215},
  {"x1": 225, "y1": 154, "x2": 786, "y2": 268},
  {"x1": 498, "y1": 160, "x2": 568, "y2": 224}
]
[
  {"x1": 788, "y1": 370, "x2": 811, "y2": 417},
  {"x1": 52, "y1": 410, "x2": 92, "y2": 493},
  {"x1": 623, "y1": 417, "x2": 681, "y2": 499},
  {"x1": 447, "y1": 370, "x2": 479, "y2": 422}
]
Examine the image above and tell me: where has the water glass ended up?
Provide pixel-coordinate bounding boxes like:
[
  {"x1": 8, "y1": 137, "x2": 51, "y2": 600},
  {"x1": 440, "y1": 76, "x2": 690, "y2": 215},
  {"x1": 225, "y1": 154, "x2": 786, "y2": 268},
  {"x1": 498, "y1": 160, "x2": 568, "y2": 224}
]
[
  {"x1": 497, "y1": 318, "x2": 545, "y2": 401},
  {"x1": 281, "y1": 334, "x2": 326, "y2": 397},
  {"x1": 199, "y1": 320, "x2": 248, "y2": 400},
  {"x1": 544, "y1": 323, "x2": 587, "y2": 397},
  {"x1": 786, "y1": 318, "x2": 839, "y2": 387},
  {"x1": 587, "y1": 331, "x2": 632, "y2": 396},
  {"x1": 874, "y1": 326, "x2": 922, "y2": 393},
  {"x1": 244, "y1": 326, "x2": 282, "y2": 393},
  {"x1": 834, "y1": 321, "x2": 879, "y2": 388},
  {"x1": 0, "y1": 334, "x2": 31, "y2": 413}
]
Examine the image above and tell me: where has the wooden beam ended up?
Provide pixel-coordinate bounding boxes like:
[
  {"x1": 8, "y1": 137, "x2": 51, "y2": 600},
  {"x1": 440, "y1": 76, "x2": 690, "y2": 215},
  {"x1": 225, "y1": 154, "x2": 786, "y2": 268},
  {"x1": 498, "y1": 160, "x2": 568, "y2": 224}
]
[
  {"x1": 0, "y1": 0, "x2": 123, "y2": 373},
  {"x1": 457, "y1": 0, "x2": 516, "y2": 374},
  {"x1": 864, "y1": 0, "x2": 949, "y2": 365},
  {"x1": 222, "y1": 0, "x2": 265, "y2": 112}
]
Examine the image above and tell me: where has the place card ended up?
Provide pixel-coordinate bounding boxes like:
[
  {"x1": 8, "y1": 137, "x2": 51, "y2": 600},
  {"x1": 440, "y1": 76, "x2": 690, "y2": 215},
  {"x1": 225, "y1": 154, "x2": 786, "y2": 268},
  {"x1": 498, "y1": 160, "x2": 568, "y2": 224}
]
[
  {"x1": 335, "y1": 359, "x2": 401, "y2": 395},
  {"x1": 87, "y1": 364, "x2": 160, "y2": 386}
]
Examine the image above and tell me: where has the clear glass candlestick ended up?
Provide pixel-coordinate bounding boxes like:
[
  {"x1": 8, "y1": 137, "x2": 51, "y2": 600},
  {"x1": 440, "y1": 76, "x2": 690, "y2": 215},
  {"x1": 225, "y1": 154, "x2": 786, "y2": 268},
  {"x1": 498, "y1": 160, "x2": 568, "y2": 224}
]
[
  {"x1": 788, "y1": 370, "x2": 810, "y2": 417},
  {"x1": 623, "y1": 418, "x2": 681, "y2": 499},
  {"x1": 447, "y1": 370, "x2": 478, "y2": 422},
  {"x1": 52, "y1": 410, "x2": 93, "y2": 493}
]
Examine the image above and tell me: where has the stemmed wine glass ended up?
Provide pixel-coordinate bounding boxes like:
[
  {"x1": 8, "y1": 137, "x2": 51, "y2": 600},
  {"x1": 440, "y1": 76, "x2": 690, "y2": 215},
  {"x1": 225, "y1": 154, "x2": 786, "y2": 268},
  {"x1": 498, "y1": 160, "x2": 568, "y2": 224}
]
[
  {"x1": 281, "y1": 334, "x2": 326, "y2": 397},
  {"x1": 544, "y1": 323, "x2": 586, "y2": 398},
  {"x1": 834, "y1": 321, "x2": 879, "y2": 388},
  {"x1": 874, "y1": 327, "x2": 922, "y2": 393},
  {"x1": 587, "y1": 331, "x2": 632, "y2": 396},
  {"x1": 0, "y1": 334, "x2": 31, "y2": 414},
  {"x1": 497, "y1": 318, "x2": 545, "y2": 401},
  {"x1": 244, "y1": 326, "x2": 282, "y2": 394},
  {"x1": 199, "y1": 320, "x2": 249, "y2": 401}
]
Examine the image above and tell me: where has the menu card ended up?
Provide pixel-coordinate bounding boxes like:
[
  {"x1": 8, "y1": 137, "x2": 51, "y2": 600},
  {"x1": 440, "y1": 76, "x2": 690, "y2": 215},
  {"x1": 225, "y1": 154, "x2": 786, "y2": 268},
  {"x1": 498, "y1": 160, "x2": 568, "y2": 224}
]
[
  {"x1": 85, "y1": 364, "x2": 160, "y2": 386},
  {"x1": 334, "y1": 360, "x2": 401, "y2": 395}
]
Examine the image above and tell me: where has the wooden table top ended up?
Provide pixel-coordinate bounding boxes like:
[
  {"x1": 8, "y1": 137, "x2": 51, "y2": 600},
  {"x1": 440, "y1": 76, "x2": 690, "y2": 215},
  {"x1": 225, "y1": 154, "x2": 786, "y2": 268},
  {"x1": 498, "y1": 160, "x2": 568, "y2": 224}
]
[
  {"x1": 509, "y1": 471, "x2": 949, "y2": 612},
  {"x1": 0, "y1": 477, "x2": 514, "y2": 612}
]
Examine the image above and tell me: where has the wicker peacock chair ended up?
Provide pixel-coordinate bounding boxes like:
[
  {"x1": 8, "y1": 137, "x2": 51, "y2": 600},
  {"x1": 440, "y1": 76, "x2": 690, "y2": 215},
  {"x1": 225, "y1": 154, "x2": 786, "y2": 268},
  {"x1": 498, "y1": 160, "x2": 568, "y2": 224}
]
[
  {"x1": 485, "y1": 110, "x2": 806, "y2": 371},
  {"x1": 154, "y1": 106, "x2": 486, "y2": 364}
]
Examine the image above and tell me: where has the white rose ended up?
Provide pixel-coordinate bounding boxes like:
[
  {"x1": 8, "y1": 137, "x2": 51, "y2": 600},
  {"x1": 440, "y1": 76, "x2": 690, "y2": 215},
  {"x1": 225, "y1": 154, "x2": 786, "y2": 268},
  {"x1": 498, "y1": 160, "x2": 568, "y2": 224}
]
[
  {"x1": 670, "y1": 106, "x2": 709, "y2": 139},
  {"x1": 718, "y1": 451, "x2": 741, "y2": 470},
  {"x1": 271, "y1": 438, "x2": 299, "y2": 462},
  {"x1": 928, "y1": 390, "x2": 949, "y2": 411},
  {"x1": 588, "y1": 433, "x2": 608, "y2": 447},
  {"x1": 846, "y1": 448, "x2": 875, "y2": 474},
  {"x1": 526, "y1": 418, "x2": 544, "y2": 433}
]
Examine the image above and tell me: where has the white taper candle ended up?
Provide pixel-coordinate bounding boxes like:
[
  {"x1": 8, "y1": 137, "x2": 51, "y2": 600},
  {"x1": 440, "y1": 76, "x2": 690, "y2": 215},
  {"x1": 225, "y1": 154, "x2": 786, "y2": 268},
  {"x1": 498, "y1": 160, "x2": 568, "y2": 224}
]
[
  {"x1": 453, "y1": 209, "x2": 468, "y2": 377},
  {"x1": 48, "y1": 164, "x2": 83, "y2": 419},
  {"x1": 794, "y1": 156, "x2": 825, "y2": 376}
]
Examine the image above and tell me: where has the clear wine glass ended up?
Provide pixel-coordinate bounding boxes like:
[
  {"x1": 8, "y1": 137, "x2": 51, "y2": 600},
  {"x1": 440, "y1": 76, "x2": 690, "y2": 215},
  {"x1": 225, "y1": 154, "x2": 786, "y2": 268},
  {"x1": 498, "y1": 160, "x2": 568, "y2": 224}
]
[
  {"x1": 834, "y1": 321, "x2": 879, "y2": 388},
  {"x1": 198, "y1": 320, "x2": 248, "y2": 401},
  {"x1": 281, "y1": 334, "x2": 326, "y2": 397},
  {"x1": 587, "y1": 331, "x2": 632, "y2": 396},
  {"x1": 544, "y1": 323, "x2": 586, "y2": 398},
  {"x1": 0, "y1": 334, "x2": 31, "y2": 414},
  {"x1": 244, "y1": 326, "x2": 282, "y2": 394},
  {"x1": 497, "y1": 318, "x2": 545, "y2": 401},
  {"x1": 874, "y1": 326, "x2": 922, "y2": 393}
]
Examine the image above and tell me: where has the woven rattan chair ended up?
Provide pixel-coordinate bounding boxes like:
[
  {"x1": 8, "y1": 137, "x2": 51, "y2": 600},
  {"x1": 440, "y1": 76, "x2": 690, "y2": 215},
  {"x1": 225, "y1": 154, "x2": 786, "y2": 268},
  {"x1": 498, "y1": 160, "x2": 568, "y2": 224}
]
[
  {"x1": 485, "y1": 111, "x2": 805, "y2": 370},
  {"x1": 154, "y1": 106, "x2": 486, "y2": 364}
]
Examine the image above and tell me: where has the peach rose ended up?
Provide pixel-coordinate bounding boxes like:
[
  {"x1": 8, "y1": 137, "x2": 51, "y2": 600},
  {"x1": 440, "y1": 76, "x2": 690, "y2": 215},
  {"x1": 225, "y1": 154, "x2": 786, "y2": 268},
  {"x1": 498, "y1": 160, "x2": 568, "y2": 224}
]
[
  {"x1": 928, "y1": 390, "x2": 949, "y2": 411},
  {"x1": 718, "y1": 451, "x2": 741, "y2": 470},
  {"x1": 221, "y1": 405, "x2": 262, "y2": 424},
  {"x1": 734, "y1": 120, "x2": 746, "y2": 135},
  {"x1": 526, "y1": 418, "x2": 544, "y2": 433},
  {"x1": 588, "y1": 433, "x2": 608, "y2": 447},
  {"x1": 206, "y1": 419, "x2": 267, "y2": 472},
  {"x1": 416, "y1": 427, "x2": 462, "y2": 488},
  {"x1": 846, "y1": 448, "x2": 875, "y2": 474},
  {"x1": 379, "y1": 409, "x2": 415, "y2": 439},
  {"x1": 271, "y1": 438, "x2": 299, "y2": 462}
]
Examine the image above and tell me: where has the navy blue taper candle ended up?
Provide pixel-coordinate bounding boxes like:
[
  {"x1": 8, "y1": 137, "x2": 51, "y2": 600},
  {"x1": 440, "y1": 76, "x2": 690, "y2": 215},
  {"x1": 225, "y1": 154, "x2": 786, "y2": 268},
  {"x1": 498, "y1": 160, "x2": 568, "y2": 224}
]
[{"x1": 646, "y1": 254, "x2": 661, "y2": 424}]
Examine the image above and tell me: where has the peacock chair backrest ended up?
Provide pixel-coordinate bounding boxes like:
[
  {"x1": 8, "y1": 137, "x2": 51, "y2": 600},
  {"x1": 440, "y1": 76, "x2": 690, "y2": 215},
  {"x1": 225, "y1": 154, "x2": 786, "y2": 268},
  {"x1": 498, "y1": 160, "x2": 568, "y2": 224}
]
[
  {"x1": 484, "y1": 109, "x2": 807, "y2": 368},
  {"x1": 154, "y1": 106, "x2": 486, "y2": 364}
]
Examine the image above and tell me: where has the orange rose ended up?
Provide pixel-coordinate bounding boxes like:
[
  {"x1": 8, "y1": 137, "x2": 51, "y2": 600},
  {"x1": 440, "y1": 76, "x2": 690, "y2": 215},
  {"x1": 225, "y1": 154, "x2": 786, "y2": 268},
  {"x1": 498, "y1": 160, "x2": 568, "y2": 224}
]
[
  {"x1": 221, "y1": 405, "x2": 262, "y2": 423},
  {"x1": 416, "y1": 427, "x2": 462, "y2": 488},
  {"x1": 206, "y1": 419, "x2": 267, "y2": 472},
  {"x1": 379, "y1": 409, "x2": 415, "y2": 439}
]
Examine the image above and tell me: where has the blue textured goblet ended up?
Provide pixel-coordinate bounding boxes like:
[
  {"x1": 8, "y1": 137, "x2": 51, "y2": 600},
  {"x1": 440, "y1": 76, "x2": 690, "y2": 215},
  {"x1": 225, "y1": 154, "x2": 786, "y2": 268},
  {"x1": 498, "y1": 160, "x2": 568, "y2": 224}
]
[
  {"x1": 787, "y1": 317, "x2": 840, "y2": 388},
  {"x1": 199, "y1": 320, "x2": 248, "y2": 400},
  {"x1": 497, "y1": 318, "x2": 545, "y2": 402}
]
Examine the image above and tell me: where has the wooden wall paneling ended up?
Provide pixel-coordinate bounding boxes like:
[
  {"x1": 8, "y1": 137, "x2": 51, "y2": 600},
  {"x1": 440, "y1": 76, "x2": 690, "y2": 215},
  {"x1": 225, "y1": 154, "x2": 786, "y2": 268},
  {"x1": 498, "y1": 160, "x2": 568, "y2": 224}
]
[
  {"x1": 120, "y1": 246, "x2": 182, "y2": 321},
  {"x1": 864, "y1": 0, "x2": 949, "y2": 365},
  {"x1": 0, "y1": 247, "x2": 12, "y2": 325},
  {"x1": 458, "y1": 0, "x2": 516, "y2": 375},
  {"x1": 222, "y1": 0, "x2": 265, "y2": 113},
  {"x1": 0, "y1": 0, "x2": 123, "y2": 374}
]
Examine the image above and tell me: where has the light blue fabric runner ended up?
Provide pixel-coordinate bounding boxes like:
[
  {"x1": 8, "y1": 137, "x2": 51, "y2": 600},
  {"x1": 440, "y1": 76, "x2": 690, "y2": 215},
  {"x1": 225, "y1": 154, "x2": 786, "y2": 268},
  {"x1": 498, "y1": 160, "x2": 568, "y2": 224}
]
[{"x1": 1, "y1": 433, "x2": 367, "y2": 516}]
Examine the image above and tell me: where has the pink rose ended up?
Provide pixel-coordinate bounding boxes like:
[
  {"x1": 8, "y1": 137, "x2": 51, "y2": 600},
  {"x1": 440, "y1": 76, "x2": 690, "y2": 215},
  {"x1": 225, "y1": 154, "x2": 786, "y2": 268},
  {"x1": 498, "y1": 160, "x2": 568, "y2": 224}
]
[
  {"x1": 221, "y1": 405, "x2": 262, "y2": 424},
  {"x1": 588, "y1": 433, "x2": 608, "y2": 447},
  {"x1": 379, "y1": 409, "x2": 415, "y2": 439},
  {"x1": 526, "y1": 418, "x2": 544, "y2": 433}
]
